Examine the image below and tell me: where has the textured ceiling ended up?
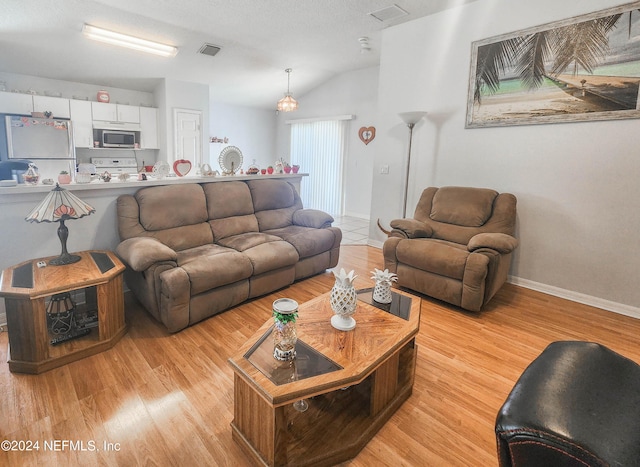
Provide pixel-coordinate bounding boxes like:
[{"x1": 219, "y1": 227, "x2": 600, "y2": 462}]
[{"x1": 0, "y1": 0, "x2": 478, "y2": 108}]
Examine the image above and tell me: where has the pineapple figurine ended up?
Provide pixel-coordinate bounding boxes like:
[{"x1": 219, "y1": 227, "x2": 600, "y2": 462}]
[
  {"x1": 330, "y1": 268, "x2": 358, "y2": 331},
  {"x1": 371, "y1": 268, "x2": 398, "y2": 304}
]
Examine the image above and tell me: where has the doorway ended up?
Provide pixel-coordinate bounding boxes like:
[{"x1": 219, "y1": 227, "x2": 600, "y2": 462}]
[{"x1": 174, "y1": 109, "x2": 202, "y2": 165}]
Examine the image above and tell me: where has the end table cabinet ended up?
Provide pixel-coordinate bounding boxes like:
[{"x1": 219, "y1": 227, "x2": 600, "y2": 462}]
[{"x1": 0, "y1": 250, "x2": 127, "y2": 374}]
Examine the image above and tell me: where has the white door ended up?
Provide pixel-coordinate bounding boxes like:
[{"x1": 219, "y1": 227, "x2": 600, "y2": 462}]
[{"x1": 174, "y1": 109, "x2": 202, "y2": 165}]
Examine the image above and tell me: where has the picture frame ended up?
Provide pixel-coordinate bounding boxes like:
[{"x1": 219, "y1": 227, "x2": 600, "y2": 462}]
[{"x1": 466, "y1": 1, "x2": 640, "y2": 128}]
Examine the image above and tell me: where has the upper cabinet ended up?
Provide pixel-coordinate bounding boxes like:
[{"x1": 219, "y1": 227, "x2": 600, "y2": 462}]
[
  {"x1": 0, "y1": 92, "x2": 71, "y2": 119},
  {"x1": 117, "y1": 104, "x2": 140, "y2": 124},
  {"x1": 0, "y1": 92, "x2": 33, "y2": 115},
  {"x1": 91, "y1": 102, "x2": 116, "y2": 121},
  {"x1": 92, "y1": 102, "x2": 140, "y2": 124},
  {"x1": 32, "y1": 95, "x2": 70, "y2": 118}
]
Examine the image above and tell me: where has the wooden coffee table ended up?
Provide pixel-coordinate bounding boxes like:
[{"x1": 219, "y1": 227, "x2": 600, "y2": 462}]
[{"x1": 228, "y1": 288, "x2": 421, "y2": 467}]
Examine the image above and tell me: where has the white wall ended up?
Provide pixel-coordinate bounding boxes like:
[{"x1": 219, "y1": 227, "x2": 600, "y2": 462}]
[
  {"x1": 371, "y1": 0, "x2": 640, "y2": 316},
  {"x1": 158, "y1": 79, "x2": 210, "y2": 166},
  {"x1": 276, "y1": 66, "x2": 379, "y2": 219},
  {"x1": 209, "y1": 102, "x2": 277, "y2": 171}
]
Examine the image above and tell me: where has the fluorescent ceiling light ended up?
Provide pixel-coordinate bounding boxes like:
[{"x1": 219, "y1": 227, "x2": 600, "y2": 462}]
[{"x1": 82, "y1": 24, "x2": 178, "y2": 58}]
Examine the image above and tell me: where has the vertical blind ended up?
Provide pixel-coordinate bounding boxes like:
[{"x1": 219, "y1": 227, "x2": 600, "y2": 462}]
[{"x1": 289, "y1": 118, "x2": 350, "y2": 216}]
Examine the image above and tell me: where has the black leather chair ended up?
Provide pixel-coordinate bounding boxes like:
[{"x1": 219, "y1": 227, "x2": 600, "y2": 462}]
[{"x1": 496, "y1": 341, "x2": 640, "y2": 467}]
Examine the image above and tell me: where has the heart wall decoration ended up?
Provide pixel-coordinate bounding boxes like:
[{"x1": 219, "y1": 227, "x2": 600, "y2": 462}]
[{"x1": 358, "y1": 126, "x2": 376, "y2": 145}]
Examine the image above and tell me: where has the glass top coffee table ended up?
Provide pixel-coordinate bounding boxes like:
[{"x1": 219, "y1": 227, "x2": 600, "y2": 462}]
[{"x1": 228, "y1": 288, "x2": 421, "y2": 466}]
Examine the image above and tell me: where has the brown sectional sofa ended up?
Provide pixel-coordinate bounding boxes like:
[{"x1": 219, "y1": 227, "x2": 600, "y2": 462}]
[{"x1": 116, "y1": 179, "x2": 341, "y2": 332}]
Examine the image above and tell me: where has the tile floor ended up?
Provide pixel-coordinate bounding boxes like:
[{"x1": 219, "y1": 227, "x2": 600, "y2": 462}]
[{"x1": 332, "y1": 216, "x2": 370, "y2": 245}]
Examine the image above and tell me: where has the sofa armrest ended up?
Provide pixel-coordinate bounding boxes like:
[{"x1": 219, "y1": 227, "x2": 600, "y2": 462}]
[
  {"x1": 468, "y1": 233, "x2": 519, "y2": 254},
  {"x1": 116, "y1": 237, "x2": 178, "y2": 272},
  {"x1": 293, "y1": 209, "x2": 334, "y2": 229},
  {"x1": 389, "y1": 219, "x2": 433, "y2": 239}
]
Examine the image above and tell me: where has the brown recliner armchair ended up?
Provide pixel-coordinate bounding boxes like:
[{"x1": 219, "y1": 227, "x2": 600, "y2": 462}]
[{"x1": 383, "y1": 186, "x2": 518, "y2": 311}]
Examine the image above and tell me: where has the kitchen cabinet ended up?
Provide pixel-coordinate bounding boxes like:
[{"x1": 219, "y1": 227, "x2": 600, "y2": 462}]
[
  {"x1": 69, "y1": 100, "x2": 94, "y2": 148},
  {"x1": 117, "y1": 104, "x2": 140, "y2": 124},
  {"x1": 91, "y1": 102, "x2": 117, "y2": 121},
  {"x1": 32, "y1": 95, "x2": 70, "y2": 118},
  {"x1": 0, "y1": 91, "x2": 33, "y2": 115},
  {"x1": 139, "y1": 107, "x2": 158, "y2": 149},
  {"x1": 92, "y1": 102, "x2": 140, "y2": 124}
]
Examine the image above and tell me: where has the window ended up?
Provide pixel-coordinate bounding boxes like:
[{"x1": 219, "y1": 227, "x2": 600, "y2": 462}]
[{"x1": 289, "y1": 116, "x2": 352, "y2": 216}]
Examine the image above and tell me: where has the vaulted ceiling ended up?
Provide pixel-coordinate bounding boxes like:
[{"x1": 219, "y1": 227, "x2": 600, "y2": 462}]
[{"x1": 0, "y1": 0, "x2": 478, "y2": 108}]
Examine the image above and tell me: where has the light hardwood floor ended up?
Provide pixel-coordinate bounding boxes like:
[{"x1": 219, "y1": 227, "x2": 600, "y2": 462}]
[{"x1": 1, "y1": 245, "x2": 639, "y2": 466}]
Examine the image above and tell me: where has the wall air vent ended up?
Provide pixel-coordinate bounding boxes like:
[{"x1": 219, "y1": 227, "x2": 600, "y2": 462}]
[
  {"x1": 198, "y1": 43, "x2": 221, "y2": 57},
  {"x1": 368, "y1": 4, "x2": 409, "y2": 22}
]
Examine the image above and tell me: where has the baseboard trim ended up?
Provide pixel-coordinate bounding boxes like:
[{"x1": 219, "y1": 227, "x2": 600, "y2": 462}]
[
  {"x1": 367, "y1": 239, "x2": 384, "y2": 249},
  {"x1": 509, "y1": 276, "x2": 640, "y2": 320},
  {"x1": 343, "y1": 212, "x2": 370, "y2": 220}
]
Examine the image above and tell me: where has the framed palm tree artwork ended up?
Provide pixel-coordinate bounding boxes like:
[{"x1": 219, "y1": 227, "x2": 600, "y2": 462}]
[{"x1": 466, "y1": 2, "x2": 640, "y2": 128}]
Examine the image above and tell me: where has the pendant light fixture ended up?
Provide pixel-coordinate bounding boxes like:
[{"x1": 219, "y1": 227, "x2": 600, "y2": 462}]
[{"x1": 277, "y1": 68, "x2": 299, "y2": 112}]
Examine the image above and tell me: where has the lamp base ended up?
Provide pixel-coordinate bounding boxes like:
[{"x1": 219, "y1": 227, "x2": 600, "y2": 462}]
[{"x1": 49, "y1": 253, "x2": 81, "y2": 266}]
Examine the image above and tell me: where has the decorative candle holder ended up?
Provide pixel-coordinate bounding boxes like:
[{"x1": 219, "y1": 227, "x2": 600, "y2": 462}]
[
  {"x1": 371, "y1": 268, "x2": 398, "y2": 304},
  {"x1": 330, "y1": 268, "x2": 358, "y2": 331},
  {"x1": 272, "y1": 298, "x2": 299, "y2": 361}
]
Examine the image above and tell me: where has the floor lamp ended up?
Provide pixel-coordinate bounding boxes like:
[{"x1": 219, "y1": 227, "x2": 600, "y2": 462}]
[{"x1": 398, "y1": 111, "x2": 427, "y2": 218}]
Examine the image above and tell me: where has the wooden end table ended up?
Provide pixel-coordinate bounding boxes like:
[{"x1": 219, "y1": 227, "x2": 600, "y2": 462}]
[
  {"x1": 228, "y1": 288, "x2": 421, "y2": 467},
  {"x1": 0, "y1": 250, "x2": 127, "y2": 374}
]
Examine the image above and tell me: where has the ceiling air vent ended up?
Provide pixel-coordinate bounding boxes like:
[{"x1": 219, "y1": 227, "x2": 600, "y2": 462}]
[
  {"x1": 198, "y1": 43, "x2": 221, "y2": 57},
  {"x1": 368, "y1": 4, "x2": 409, "y2": 22}
]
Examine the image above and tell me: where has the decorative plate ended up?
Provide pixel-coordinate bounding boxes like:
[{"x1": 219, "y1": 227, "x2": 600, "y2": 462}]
[
  {"x1": 218, "y1": 146, "x2": 243, "y2": 175},
  {"x1": 152, "y1": 161, "x2": 170, "y2": 179}
]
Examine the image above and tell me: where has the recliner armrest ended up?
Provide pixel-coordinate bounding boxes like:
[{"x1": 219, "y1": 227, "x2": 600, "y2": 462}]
[
  {"x1": 293, "y1": 209, "x2": 334, "y2": 229},
  {"x1": 389, "y1": 218, "x2": 433, "y2": 239},
  {"x1": 116, "y1": 237, "x2": 178, "y2": 271},
  {"x1": 468, "y1": 233, "x2": 519, "y2": 254}
]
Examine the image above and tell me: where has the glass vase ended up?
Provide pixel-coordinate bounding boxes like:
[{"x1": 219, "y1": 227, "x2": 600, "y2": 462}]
[{"x1": 272, "y1": 298, "x2": 299, "y2": 361}]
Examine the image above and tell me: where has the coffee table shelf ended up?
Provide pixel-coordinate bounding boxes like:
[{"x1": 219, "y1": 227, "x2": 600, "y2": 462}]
[{"x1": 229, "y1": 289, "x2": 421, "y2": 466}]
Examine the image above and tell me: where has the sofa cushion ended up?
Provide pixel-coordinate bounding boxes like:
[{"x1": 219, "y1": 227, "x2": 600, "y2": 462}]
[
  {"x1": 137, "y1": 184, "x2": 208, "y2": 230},
  {"x1": 216, "y1": 232, "x2": 282, "y2": 251},
  {"x1": 247, "y1": 179, "x2": 304, "y2": 230},
  {"x1": 396, "y1": 238, "x2": 469, "y2": 280},
  {"x1": 217, "y1": 232, "x2": 299, "y2": 275},
  {"x1": 176, "y1": 244, "x2": 253, "y2": 295},
  {"x1": 247, "y1": 179, "x2": 296, "y2": 211},
  {"x1": 131, "y1": 184, "x2": 213, "y2": 251},
  {"x1": 203, "y1": 182, "x2": 259, "y2": 240},
  {"x1": 265, "y1": 226, "x2": 337, "y2": 259},
  {"x1": 430, "y1": 187, "x2": 498, "y2": 227},
  {"x1": 243, "y1": 241, "x2": 299, "y2": 275},
  {"x1": 209, "y1": 214, "x2": 259, "y2": 241}
]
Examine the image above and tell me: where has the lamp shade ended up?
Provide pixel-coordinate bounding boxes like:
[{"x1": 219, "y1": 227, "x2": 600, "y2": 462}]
[
  {"x1": 277, "y1": 94, "x2": 299, "y2": 112},
  {"x1": 277, "y1": 68, "x2": 298, "y2": 112},
  {"x1": 25, "y1": 184, "x2": 95, "y2": 223},
  {"x1": 398, "y1": 111, "x2": 427, "y2": 125}
]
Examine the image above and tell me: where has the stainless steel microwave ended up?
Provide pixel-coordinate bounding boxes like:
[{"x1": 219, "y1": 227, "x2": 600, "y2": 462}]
[{"x1": 101, "y1": 130, "x2": 136, "y2": 148}]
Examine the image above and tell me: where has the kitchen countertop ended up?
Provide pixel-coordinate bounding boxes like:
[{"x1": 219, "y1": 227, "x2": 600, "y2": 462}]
[{"x1": 0, "y1": 172, "x2": 308, "y2": 196}]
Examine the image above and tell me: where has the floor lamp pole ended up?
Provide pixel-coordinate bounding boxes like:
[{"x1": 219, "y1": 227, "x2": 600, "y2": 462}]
[
  {"x1": 398, "y1": 111, "x2": 427, "y2": 219},
  {"x1": 402, "y1": 122, "x2": 415, "y2": 219}
]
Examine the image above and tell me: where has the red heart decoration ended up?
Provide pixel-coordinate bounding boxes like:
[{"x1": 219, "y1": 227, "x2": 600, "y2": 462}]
[
  {"x1": 358, "y1": 126, "x2": 376, "y2": 145},
  {"x1": 173, "y1": 159, "x2": 192, "y2": 177}
]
